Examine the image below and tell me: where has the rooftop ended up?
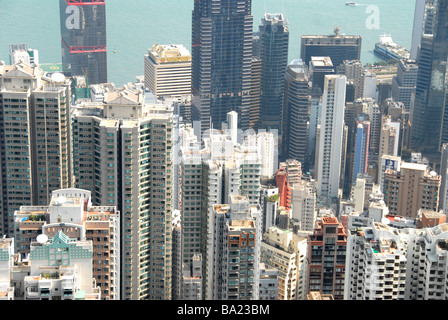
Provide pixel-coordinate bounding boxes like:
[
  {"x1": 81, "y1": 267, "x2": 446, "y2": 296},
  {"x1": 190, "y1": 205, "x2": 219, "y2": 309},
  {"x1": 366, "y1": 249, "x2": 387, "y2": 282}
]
[
  {"x1": 147, "y1": 44, "x2": 191, "y2": 64},
  {"x1": 310, "y1": 56, "x2": 333, "y2": 67}
]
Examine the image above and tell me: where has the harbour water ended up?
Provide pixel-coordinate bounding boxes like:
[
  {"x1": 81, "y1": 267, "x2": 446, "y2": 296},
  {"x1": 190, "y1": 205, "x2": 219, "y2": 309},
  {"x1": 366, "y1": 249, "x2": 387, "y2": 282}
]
[{"x1": 0, "y1": 0, "x2": 414, "y2": 86}]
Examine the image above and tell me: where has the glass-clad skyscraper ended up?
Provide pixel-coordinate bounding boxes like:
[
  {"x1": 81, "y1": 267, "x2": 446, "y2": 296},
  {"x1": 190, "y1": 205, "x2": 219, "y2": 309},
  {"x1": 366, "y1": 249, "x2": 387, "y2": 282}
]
[
  {"x1": 191, "y1": 0, "x2": 253, "y2": 133},
  {"x1": 411, "y1": 0, "x2": 448, "y2": 161},
  {"x1": 59, "y1": 0, "x2": 108, "y2": 85},
  {"x1": 258, "y1": 13, "x2": 289, "y2": 134}
]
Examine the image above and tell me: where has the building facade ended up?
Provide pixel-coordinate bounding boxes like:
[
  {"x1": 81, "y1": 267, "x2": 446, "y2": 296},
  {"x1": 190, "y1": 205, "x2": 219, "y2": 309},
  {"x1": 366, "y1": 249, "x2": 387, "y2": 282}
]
[
  {"x1": 0, "y1": 62, "x2": 72, "y2": 237},
  {"x1": 300, "y1": 28, "x2": 362, "y2": 67},
  {"x1": 258, "y1": 13, "x2": 289, "y2": 134},
  {"x1": 384, "y1": 162, "x2": 440, "y2": 218},
  {"x1": 306, "y1": 216, "x2": 347, "y2": 300},
  {"x1": 72, "y1": 85, "x2": 174, "y2": 300},
  {"x1": 282, "y1": 59, "x2": 310, "y2": 165},
  {"x1": 144, "y1": 44, "x2": 192, "y2": 99},
  {"x1": 59, "y1": 0, "x2": 108, "y2": 85},
  {"x1": 260, "y1": 226, "x2": 308, "y2": 300},
  {"x1": 410, "y1": 0, "x2": 448, "y2": 159},
  {"x1": 191, "y1": 0, "x2": 253, "y2": 133},
  {"x1": 316, "y1": 75, "x2": 347, "y2": 199},
  {"x1": 13, "y1": 188, "x2": 120, "y2": 300}
]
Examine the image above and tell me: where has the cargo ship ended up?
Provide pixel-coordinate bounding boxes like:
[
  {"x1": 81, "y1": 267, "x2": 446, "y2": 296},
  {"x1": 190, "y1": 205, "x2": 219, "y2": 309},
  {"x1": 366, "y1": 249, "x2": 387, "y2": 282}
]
[{"x1": 374, "y1": 35, "x2": 410, "y2": 61}]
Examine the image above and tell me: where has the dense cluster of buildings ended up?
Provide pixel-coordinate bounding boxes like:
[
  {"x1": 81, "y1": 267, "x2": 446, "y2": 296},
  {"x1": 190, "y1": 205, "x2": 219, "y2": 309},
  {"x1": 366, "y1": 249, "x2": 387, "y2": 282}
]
[{"x1": 2, "y1": 0, "x2": 448, "y2": 301}]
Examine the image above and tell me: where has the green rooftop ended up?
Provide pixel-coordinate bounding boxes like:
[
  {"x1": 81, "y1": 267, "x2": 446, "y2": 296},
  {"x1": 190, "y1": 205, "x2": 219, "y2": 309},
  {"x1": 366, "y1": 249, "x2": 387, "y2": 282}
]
[{"x1": 39, "y1": 62, "x2": 63, "y2": 73}]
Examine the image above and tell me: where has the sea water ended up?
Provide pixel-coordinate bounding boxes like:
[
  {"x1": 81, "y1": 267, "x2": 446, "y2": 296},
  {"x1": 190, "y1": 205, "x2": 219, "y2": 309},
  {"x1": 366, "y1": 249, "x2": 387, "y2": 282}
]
[{"x1": 0, "y1": 0, "x2": 414, "y2": 86}]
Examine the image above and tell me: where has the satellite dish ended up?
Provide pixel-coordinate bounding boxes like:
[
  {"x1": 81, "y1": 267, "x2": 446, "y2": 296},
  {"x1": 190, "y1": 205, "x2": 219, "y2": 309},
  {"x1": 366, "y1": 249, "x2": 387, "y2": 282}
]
[
  {"x1": 36, "y1": 234, "x2": 48, "y2": 244},
  {"x1": 51, "y1": 72, "x2": 66, "y2": 82},
  {"x1": 57, "y1": 196, "x2": 67, "y2": 204}
]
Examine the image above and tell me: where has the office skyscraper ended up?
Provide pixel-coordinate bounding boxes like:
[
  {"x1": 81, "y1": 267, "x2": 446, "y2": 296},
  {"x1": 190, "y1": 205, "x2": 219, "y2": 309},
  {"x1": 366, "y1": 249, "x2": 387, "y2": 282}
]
[
  {"x1": 249, "y1": 57, "x2": 262, "y2": 129},
  {"x1": 411, "y1": 0, "x2": 448, "y2": 160},
  {"x1": 191, "y1": 0, "x2": 253, "y2": 133},
  {"x1": 258, "y1": 13, "x2": 289, "y2": 134},
  {"x1": 300, "y1": 28, "x2": 362, "y2": 67},
  {"x1": 411, "y1": 0, "x2": 427, "y2": 60},
  {"x1": 282, "y1": 59, "x2": 310, "y2": 165},
  {"x1": 144, "y1": 44, "x2": 192, "y2": 99},
  {"x1": 59, "y1": 0, "x2": 108, "y2": 85},
  {"x1": 440, "y1": 143, "x2": 448, "y2": 212}
]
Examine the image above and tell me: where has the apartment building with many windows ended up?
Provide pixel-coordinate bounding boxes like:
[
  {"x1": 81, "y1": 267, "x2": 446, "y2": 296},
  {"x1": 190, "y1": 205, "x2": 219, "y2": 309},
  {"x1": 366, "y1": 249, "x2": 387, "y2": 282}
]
[
  {"x1": 0, "y1": 62, "x2": 72, "y2": 237},
  {"x1": 72, "y1": 85, "x2": 174, "y2": 300}
]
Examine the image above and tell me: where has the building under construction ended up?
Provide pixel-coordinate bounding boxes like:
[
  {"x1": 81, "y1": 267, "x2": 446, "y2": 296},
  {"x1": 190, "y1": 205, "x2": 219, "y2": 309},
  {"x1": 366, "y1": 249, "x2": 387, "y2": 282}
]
[{"x1": 60, "y1": 0, "x2": 108, "y2": 85}]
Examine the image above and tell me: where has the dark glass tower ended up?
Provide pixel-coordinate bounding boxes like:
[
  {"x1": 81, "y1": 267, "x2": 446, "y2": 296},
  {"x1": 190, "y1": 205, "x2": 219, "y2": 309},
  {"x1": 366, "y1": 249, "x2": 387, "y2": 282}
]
[
  {"x1": 411, "y1": 0, "x2": 448, "y2": 162},
  {"x1": 60, "y1": 0, "x2": 108, "y2": 85},
  {"x1": 300, "y1": 27, "x2": 361, "y2": 67},
  {"x1": 258, "y1": 13, "x2": 289, "y2": 134},
  {"x1": 191, "y1": 0, "x2": 253, "y2": 133},
  {"x1": 282, "y1": 59, "x2": 310, "y2": 166}
]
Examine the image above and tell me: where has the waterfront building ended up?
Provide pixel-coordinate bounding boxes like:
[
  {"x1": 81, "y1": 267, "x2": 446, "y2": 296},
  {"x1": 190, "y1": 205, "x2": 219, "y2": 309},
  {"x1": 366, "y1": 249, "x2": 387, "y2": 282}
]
[
  {"x1": 59, "y1": 0, "x2": 108, "y2": 84},
  {"x1": 191, "y1": 0, "x2": 253, "y2": 133},
  {"x1": 300, "y1": 28, "x2": 362, "y2": 67},
  {"x1": 144, "y1": 44, "x2": 192, "y2": 99}
]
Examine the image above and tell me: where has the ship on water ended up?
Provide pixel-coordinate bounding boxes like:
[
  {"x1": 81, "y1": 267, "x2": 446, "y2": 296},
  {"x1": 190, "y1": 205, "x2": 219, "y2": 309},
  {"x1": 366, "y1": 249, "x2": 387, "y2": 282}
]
[
  {"x1": 374, "y1": 35, "x2": 410, "y2": 61},
  {"x1": 346, "y1": 2, "x2": 357, "y2": 5}
]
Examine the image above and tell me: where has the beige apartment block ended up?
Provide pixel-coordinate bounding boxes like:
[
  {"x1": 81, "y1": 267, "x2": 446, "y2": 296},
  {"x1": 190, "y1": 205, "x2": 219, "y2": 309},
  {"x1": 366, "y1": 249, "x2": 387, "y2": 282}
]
[
  {"x1": 0, "y1": 62, "x2": 72, "y2": 237},
  {"x1": 384, "y1": 162, "x2": 440, "y2": 218},
  {"x1": 72, "y1": 84, "x2": 174, "y2": 300},
  {"x1": 261, "y1": 226, "x2": 308, "y2": 300}
]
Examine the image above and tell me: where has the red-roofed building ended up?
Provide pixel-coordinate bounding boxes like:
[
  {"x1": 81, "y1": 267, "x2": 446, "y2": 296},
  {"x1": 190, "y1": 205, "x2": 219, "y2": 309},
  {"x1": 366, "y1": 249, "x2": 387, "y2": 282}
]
[{"x1": 307, "y1": 216, "x2": 347, "y2": 300}]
